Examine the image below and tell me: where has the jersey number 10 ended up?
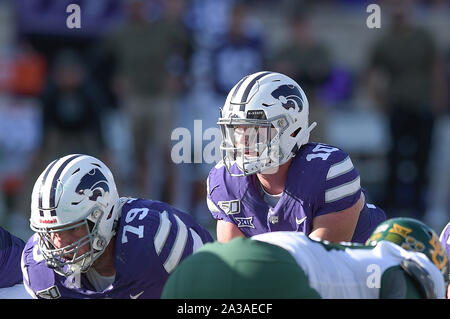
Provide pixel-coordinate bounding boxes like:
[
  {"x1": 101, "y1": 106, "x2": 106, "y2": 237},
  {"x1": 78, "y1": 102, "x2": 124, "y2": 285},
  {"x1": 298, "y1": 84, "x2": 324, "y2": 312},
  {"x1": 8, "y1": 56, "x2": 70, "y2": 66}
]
[{"x1": 306, "y1": 144, "x2": 339, "y2": 162}]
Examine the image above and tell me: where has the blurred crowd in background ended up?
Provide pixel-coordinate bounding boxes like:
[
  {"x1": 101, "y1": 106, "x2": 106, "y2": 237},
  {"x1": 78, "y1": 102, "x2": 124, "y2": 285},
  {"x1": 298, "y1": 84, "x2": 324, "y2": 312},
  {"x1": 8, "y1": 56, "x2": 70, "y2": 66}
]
[{"x1": 0, "y1": 0, "x2": 448, "y2": 241}]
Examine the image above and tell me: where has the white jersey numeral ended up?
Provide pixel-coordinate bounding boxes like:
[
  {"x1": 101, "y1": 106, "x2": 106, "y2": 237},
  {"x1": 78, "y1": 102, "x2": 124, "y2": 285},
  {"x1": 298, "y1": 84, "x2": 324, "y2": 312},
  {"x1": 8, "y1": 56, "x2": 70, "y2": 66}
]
[
  {"x1": 121, "y1": 208, "x2": 149, "y2": 244},
  {"x1": 125, "y1": 208, "x2": 149, "y2": 223},
  {"x1": 121, "y1": 225, "x2": 144, "y2": 243},
  {"x1": 306, "y1": 144, "x2": 339, "y2": 162}
]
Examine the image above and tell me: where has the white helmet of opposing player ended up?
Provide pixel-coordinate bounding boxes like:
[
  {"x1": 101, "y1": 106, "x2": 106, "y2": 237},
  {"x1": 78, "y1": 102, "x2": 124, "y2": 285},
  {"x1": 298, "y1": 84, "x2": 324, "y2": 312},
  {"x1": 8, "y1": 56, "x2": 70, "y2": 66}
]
[
  {"x1": 30, "y1": 154, "x2": 120, "y2": 276},
  {"x1": 218, "y1": 71, "x2": 317, "y2": 176}
]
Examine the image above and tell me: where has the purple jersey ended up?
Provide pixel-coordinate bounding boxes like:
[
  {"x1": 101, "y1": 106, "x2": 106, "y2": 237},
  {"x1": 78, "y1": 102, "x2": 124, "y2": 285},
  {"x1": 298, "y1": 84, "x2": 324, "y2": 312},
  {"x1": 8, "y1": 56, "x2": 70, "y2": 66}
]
[
  {"x1": 0, "y1": 226, "x2": 25, "y2": 288},
  {"x1": 440, "y1": 222, "x2": 450, "y2": 259},
  {"x1": 21, "y1": 198, "x2": 213, "y2": 299},
  {"x1": 207, "y1": 143, "x2": 386, "y2": 243}
]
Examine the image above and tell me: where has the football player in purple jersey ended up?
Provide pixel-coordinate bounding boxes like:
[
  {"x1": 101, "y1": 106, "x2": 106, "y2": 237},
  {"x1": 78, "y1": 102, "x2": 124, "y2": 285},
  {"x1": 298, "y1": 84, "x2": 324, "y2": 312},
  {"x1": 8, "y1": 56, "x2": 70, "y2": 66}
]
[
  {"x1": 0, "y1": 226, "x2": 31, "y2": 298},
  {"x1": 207, "y1": 71, "x2": 386, "y2": 243},
  {"x1": 439, "y1": 222, "x2": 450, "y2": 298},
  {"x1": 21, "y1": 154, "x2": 213, "y2": 299}
]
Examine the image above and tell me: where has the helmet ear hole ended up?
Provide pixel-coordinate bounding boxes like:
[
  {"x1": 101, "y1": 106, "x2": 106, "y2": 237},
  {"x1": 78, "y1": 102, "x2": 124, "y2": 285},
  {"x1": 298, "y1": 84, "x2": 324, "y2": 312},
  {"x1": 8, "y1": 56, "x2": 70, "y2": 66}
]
[
  {"x1": 291, "y1": 127, "x2": 301, "y2": 138},
  {"x1": 87, "y1": 219, "x2": 96, "y2": 232},
  {"x1": 106, "y1": 206, "x2": 114, "y2": 220}
]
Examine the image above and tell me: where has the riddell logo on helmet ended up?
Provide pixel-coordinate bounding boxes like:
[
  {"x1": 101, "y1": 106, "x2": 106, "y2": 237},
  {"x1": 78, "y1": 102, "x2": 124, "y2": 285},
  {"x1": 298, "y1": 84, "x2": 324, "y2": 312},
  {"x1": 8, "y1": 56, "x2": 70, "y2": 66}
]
[{"x1": 40, "y1": 218, "x2": 58, "y2": 224}]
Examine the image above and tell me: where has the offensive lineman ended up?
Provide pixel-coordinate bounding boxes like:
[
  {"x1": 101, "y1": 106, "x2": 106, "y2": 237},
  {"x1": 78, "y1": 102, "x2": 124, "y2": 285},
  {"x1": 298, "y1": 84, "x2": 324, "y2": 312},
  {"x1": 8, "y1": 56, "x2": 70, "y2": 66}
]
[
  {"x1": 21, "y1": 154, "x2": 213, "y2": 298},
  {"x1": 162, "y1": 218, "x2": 448, "y2": 299},
  {"x1": 207, "y1": 71, "x2": 386, "y2": 243}
]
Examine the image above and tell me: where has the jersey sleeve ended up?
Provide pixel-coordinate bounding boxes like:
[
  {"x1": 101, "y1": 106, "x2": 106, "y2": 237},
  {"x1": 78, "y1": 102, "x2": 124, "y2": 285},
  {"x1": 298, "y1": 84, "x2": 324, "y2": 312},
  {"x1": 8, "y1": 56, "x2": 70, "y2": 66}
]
[
  {"x1": 311, "y1": 145, "x2": 362, "y2": 217},
  {"x1": 0, "y1": 227, "x2": 26, "y2": 288},
  {"x1": 116, "y1": 199, "x2": 214, "y2": 298},
  {"x1": 21, "y1": 234, "x2": 60, "y2": 298},
  {"x1": 145, "y1": 201, "x2": 213, "y2": 275},
  {"x1": 206, "y1": 164, "x2": 234, "y2": 223}
]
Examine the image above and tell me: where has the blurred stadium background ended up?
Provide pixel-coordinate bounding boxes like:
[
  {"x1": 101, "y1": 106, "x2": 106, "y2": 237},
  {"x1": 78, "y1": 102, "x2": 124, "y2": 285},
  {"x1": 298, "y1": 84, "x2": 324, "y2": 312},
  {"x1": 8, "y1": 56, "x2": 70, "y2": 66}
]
[{"x1": 0, "y1": 0, "x2": 448, "y2": 241}]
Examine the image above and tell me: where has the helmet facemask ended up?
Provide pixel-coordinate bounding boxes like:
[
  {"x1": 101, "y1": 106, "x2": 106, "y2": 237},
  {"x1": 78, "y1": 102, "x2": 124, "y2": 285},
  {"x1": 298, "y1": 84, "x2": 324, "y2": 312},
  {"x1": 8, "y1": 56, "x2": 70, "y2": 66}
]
[
  {"x1": 219, "y1": 115, "x2": 287, "y2": 176},
  {"x1": 31, "y1": 205, "x2": 110, "y2": 277}
]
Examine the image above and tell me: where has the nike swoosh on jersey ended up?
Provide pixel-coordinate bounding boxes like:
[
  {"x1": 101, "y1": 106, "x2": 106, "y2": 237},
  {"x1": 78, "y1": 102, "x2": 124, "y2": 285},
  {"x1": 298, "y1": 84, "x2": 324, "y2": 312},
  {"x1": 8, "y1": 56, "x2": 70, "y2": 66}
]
[
  {"x1": 130, "y1": 291, "x2": 144, "y2": 299},
  {"x1": 296, "y1": 216, "x2": 307, "y2": 225}
]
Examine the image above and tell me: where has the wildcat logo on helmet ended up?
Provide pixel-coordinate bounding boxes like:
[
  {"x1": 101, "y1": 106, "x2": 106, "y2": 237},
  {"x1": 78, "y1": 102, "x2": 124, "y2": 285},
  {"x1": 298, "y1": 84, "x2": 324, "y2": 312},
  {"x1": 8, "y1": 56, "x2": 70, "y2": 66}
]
[
  {"x1": 76, "y1": 168, "x2": 110, "y2": 202},
  {"x1": 269, "y1": 84, "x2": 304, "y2": 112}
]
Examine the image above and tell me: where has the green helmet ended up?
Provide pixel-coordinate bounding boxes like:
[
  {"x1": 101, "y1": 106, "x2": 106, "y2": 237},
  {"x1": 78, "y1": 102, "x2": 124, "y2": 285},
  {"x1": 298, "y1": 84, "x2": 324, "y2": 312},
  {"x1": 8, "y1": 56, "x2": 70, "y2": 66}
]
[{"x1": 366, "y1": 217, "x2": 449, "y2": 283}]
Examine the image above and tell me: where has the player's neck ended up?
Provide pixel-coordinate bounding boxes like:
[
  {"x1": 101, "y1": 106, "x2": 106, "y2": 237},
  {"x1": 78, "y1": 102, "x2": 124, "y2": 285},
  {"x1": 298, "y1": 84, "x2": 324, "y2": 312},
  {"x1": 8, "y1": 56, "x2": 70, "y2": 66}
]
[
  {"x1": 92, "y1": 237, "x2": 116, "y2": 276},
  {"x1": 256, "y1": 159, "x2": 292, "y2": 195}
]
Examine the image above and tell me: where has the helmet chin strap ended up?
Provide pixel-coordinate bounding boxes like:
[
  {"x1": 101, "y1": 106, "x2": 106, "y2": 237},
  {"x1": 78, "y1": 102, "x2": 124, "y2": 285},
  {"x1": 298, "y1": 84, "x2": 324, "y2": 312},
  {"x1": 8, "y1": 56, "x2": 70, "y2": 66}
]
[{"x1": 69, "y1": 263, "x2": 82, "y2": 275}]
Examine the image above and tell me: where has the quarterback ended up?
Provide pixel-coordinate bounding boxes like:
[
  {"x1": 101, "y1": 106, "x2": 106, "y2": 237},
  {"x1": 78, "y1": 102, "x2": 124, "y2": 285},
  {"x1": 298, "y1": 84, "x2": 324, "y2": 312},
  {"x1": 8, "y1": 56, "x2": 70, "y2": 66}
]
[
  {"x1": 21, "y1": 154, "x2": 213, "y2": 298},
  {"x1": 162, "y1": 218, "x2": 449, "y2": 299},
  {"x1": 207, "y1": 71, "x2": 386, "y2": 243}
]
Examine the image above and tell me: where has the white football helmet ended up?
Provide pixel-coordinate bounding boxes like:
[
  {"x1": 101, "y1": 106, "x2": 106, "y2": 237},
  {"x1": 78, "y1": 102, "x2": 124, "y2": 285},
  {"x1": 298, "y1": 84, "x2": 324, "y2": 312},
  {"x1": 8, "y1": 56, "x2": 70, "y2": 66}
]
[
  {"x1": 218, "y1": 71, "x2": 317, "y2": 176},
  {"x1": 30, "y1": 154, "x2": 121, "y2": 276}
]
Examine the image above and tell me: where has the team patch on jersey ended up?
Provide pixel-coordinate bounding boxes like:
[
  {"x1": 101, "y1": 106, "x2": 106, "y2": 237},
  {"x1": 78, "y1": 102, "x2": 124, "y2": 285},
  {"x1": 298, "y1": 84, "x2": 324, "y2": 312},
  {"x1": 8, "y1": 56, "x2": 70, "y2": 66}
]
[
  {"x1": 36, "y1": 285, "x2": 61, "y2": 299},
  {"x1": 269, "y1": 215, "x2": 279, "y2": 224},
  {"x1": 218, "y1": 200, "x2": 241, "y2": 215},
  {"x1": 235, "y1": 216, "x2": 255, "y2": 228}
]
